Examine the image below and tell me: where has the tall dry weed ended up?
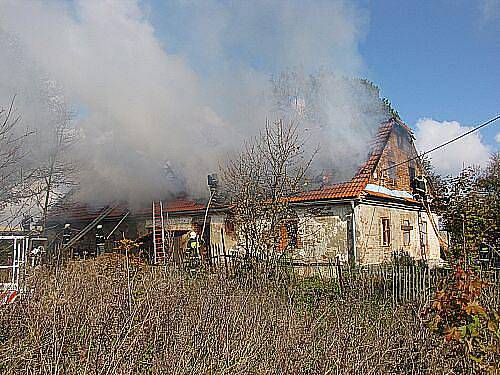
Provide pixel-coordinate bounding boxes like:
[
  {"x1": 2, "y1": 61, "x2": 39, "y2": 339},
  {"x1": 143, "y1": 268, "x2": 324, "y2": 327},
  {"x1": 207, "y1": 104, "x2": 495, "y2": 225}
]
[{"x1": 0, "y1": 255, "x2": 476, "y2": 374}]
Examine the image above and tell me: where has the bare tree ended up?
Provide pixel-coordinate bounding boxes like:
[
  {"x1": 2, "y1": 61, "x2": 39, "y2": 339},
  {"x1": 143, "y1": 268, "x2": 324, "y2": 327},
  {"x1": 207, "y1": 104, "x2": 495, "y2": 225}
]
[
  {"x1": 26, "y1": 105, "x2": 78, "y2": 233},
  {"x1": 0, "y1": 93, "x2": 78, "y2": 232},
  {"x1": 0, "y1": 97, "x2": 33, "y2": 226},
  {"x1": 221, "y1": 119, "x2": 316, "y2": 266}
]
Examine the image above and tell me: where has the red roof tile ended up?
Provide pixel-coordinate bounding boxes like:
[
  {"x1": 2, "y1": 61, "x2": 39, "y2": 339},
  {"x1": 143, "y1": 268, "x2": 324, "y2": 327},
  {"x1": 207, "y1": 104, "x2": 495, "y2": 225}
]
[
  {"x1": 48, "y1": 202, "x2": 129, "y2": 222},
  {"x1": 49, "y1": 198, "x2": 207, "y2": 223},
  {"x1": 164, "y1": 199, "x2": 206, "y2": 212}
]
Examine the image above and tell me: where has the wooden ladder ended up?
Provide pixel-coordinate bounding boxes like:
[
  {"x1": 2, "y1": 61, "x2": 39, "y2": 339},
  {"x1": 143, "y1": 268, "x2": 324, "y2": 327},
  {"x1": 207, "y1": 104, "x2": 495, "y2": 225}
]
[{"x1": 152, "y1": 201, "x2": 166, "y2": 264}]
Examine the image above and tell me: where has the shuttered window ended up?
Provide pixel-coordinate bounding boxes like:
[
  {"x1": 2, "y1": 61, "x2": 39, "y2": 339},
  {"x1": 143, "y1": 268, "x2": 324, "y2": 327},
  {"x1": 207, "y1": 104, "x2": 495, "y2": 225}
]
[{"x1": 381, "y1": 217, "x2": 391, "y2": 246}]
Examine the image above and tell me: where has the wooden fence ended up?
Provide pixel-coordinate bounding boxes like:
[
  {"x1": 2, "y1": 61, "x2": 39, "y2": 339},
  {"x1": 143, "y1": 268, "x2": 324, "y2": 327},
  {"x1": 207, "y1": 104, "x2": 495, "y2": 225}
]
[{"x1": 206, "y1": 243, "x2": 500, "y2": 305}]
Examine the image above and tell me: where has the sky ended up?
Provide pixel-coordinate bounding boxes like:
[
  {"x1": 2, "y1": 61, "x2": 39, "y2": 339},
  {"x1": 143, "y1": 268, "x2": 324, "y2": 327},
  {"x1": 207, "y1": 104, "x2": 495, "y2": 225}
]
[
  {"x1": 359, "y1": 0, "x2": 500, "y2": 174},
  {"x1": 0, "y1": 0, "x2": 498, "y2": 203},
  {"x1": 147, "y1": 0, "x2": 500, "y2": 175}
]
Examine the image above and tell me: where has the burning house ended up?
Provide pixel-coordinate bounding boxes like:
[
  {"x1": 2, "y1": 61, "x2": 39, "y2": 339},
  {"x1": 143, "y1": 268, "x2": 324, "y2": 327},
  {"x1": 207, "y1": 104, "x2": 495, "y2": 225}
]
[
  {"x1": 287, "y1": 117, "x2": 443, "y2": 266},
  {"x1": 47, "y1": 198, "x2": 225, "y2": 263},
  {"x1": 46, "y1": 118, "x2": 444, "y2": 267}
]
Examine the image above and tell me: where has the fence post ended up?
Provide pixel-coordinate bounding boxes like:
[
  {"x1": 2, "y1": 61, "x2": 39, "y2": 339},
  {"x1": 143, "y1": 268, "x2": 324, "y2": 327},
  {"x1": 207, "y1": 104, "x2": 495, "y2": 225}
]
[{"x1": 220, "y1": 228, "x2": 229, "y2": 278}]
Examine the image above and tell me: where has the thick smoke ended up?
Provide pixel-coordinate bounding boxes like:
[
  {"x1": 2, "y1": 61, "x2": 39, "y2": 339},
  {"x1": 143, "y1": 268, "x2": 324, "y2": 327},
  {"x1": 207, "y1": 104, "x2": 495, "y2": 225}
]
[{"x1": 0, "y1": 0, "x2": 386, "y2": 204}]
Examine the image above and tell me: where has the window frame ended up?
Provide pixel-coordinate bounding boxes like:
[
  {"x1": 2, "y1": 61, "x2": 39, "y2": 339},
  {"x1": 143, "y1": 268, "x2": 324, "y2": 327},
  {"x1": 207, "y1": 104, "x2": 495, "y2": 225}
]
[
  {"x1": 408, "y1": 166, "x2": 416, "y2": 188},
  {"x1": 420, "y1": 220, "x2": 428, "y2": 249},
  {"x1": 402, "y1": 219, "x2": 411, "y2": 246},
  {"x1": 381, "y1": 217, "x2": 391, "y2": 246}
]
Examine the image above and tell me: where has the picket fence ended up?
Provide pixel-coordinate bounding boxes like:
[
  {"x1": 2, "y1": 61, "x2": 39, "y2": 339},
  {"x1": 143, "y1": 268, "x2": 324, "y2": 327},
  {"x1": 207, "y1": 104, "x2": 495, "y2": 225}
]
[{"x1": 206, "y1": 243, "x2": 500, "y2": 305}]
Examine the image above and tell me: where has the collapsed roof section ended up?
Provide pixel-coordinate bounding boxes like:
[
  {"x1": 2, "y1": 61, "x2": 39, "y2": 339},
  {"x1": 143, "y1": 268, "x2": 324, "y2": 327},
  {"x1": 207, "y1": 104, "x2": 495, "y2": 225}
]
[
  {"x1": 47, "y1": 117, "x2": 420, "y2": 223},
  {"x1": 48, "y1": 198, "x2": 207, "y2": 224},
  {"x1": 290, "y1": 117, "x2": 419, "y2": 204}
]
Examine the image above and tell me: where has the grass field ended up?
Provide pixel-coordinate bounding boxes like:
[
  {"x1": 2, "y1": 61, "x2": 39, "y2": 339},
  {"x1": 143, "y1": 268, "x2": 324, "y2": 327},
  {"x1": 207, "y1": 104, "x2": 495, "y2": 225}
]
[{"x1": 0, "y1": 255, "x2": 478, "y2": 374}]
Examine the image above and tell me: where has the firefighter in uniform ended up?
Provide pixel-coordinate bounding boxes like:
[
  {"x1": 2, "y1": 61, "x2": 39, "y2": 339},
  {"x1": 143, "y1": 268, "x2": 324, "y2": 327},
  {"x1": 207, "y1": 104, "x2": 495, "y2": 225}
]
[
  {"x1": 184, "y1": 231, "x2": 200, "y2": 272},
  {"x1": 62, "y1": 223, "x2": 72, "y2": 247},
  {"x1": 96, "y1": 224, "x2": 106, "y2": 256},
  {"x1": 413, "y1": 175, "x2": 428, "y2": 201}
]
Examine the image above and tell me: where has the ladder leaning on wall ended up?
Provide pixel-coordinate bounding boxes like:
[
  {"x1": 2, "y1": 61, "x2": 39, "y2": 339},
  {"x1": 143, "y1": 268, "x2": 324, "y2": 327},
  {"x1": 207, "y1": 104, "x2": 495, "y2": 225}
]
[{"x1": 152, "y1": 201, "x2": 166, "y2": 264}]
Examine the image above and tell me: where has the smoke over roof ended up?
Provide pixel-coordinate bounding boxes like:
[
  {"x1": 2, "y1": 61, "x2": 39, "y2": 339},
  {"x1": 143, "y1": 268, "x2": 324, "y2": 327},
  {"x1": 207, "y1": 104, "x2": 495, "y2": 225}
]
[{"x1": 0, "y1": 0, "x2": 389, "y2": 205}]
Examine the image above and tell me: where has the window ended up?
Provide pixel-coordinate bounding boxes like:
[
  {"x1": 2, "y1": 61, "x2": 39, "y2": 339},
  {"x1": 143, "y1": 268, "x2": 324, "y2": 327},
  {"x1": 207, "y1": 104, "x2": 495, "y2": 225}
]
[
  {"x1": 225, "y1": 220, "x2": 235, "y2": 235},
  {"x1": 397, "y1": 133, "x2": 404, "y2": 149},
  {"x1": 397, "y1": 131, "x2": 410, "y2": 151},
  {"x1": 402, "y1": 219, "x2": 411, "y2": 246},
  {"x1": 279, "y1": 219, "x2": 299, "y2": 251},
  {"x1": 420, "y1": 221, "x2": 428, "y2": 249},
  {"x1": 381, "y1": 218, "x2": 391, "y2": 246}
]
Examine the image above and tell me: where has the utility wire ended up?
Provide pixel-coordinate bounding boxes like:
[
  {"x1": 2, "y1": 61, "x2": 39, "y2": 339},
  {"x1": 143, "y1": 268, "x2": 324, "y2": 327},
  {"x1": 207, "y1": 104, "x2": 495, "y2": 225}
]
[{"x1": 381, "y1": 114, "x2": 500, "y2": 172}]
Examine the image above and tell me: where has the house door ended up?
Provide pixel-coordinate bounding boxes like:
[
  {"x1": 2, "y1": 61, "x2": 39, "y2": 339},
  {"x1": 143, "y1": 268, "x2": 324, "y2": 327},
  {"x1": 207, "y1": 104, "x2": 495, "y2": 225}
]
[{"x1": 171, "y1": 231, "x2": 188, "y2": 266}]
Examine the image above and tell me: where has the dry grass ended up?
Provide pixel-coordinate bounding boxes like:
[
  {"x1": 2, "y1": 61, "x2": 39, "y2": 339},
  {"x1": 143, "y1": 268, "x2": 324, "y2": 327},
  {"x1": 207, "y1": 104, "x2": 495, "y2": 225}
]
[{"x1": 0, "y1": 255, "x2": 475, "y2": 374}]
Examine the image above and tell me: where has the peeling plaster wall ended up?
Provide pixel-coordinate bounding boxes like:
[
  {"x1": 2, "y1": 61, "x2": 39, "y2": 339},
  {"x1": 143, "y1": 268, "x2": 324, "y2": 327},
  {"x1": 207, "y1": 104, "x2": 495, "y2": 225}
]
[
  {"x1": 422, "y1": 211, "x2": 442, "y2": 265},
  {"x1": 143, "y1": 216, "x2": 197, "y2": 235},
  {"x1": 209, "y1": 214, "x2": 237, "y2": 258},
  {"x1": 355, "y1": 202, "x2": 441, "y2": 264},
  {"x1": 295, "y1": 204, "x2": 351, "y2": 263},
  {"x1": 290, "y1": 200, "x2": 442, "y2": 266}
]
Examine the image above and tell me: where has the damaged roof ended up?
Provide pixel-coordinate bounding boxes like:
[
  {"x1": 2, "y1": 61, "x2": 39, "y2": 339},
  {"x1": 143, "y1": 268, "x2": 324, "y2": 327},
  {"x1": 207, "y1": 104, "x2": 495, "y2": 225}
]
[
  {"x1": 48, "y1": 198, "x2": 207, "y2": 223},
  {"x1": 291, "y1": 117, "x2": 414, "y2": 203},
  {"x1": 48, "y1": 117, "x2": 416, "y2": 223}
]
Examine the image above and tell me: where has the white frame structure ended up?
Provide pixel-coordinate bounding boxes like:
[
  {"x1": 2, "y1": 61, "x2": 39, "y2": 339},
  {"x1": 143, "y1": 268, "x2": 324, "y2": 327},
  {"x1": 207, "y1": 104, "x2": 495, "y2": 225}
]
[{"x1": 0, "y1": 235, "x2": 47, "y2": 293}]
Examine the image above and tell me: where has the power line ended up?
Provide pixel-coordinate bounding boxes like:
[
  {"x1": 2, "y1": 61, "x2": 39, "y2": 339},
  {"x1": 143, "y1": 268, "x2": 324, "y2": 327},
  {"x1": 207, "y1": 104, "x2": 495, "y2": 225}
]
[{"x1": 381, "y1": 114, "x2": 500, "y2": 172}]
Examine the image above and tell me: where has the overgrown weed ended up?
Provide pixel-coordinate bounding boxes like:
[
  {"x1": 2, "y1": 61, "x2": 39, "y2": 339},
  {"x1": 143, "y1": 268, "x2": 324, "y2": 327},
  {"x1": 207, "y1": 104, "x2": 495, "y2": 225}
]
[{"x1": 0, "y1": 255, "x2": 479, "y2": 374}]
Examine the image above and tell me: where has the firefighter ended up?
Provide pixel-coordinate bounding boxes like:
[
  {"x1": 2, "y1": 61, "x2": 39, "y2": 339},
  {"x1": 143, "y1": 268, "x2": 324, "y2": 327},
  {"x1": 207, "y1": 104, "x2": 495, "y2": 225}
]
[
  {"x1": 96, "y1": 224, "x2": 106, "y2": 256},
  {"x1": 62, "y1": 223, "x2": 72, "y2": 247},
  {"x1": 21, "y1": 215, "x2": 32, "y2": 232},
  {"x1": 184, "y1": 231, "x2": 200, "y2": 271},
  {"x1": 413, "y1": 175, "x2": 428, "y2": 200},
  {"x1": 30, "y1": 245, "x2": 45, "y2": 267}
]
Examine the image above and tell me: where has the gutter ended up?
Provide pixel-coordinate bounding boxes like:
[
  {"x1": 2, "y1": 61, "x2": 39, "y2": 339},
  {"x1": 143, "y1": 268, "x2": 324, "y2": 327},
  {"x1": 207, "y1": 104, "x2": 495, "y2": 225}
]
[
  {"x1": 359, "y1": 196, "x2": 422, "y2": 210},
  {"x1": 290, "y1": 197, "x2": 359, "y2": 207}
]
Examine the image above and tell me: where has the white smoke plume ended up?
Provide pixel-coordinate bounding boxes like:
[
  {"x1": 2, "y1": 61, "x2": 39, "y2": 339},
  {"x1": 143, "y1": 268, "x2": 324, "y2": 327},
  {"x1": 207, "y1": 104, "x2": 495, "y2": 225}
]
[{"x1": 0, "y1": 0, "x2": 385, "y2": 204}]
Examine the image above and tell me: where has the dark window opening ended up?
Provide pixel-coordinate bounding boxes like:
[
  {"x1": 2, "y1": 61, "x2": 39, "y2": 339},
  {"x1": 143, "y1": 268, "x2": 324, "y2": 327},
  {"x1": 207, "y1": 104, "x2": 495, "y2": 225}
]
[
  {"x1": 397, "y1": 133, "x2": 403, "y2": 149},
  {"x1": 397, "y1": 131, "x2": 409, "y2": 151},
  {"x1": 381, "y1": 217, "x2": 391, "y2": 246},
  {"x1": 402, "y1": 219, "x2": 411, "y2": 246}
]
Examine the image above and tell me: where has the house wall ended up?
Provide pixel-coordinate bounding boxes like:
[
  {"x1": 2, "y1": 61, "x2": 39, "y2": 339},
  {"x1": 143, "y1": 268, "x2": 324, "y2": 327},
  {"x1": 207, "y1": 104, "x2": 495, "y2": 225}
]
[
  {"x1": 287, "y1": 201, "x2": 441, "y2": 267},
  {"x1": 209, "y1": 214, "x2": 237, "y2": 257},
  {"x1": 294, "y1": 204, "x2": 351, "y2": 263},
  {"x1": 142, "y1": 215, "x2": 196, "y2": 233},
  {"x1": 355, "y1": 202, "x2": 441, "y2": 264}
]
